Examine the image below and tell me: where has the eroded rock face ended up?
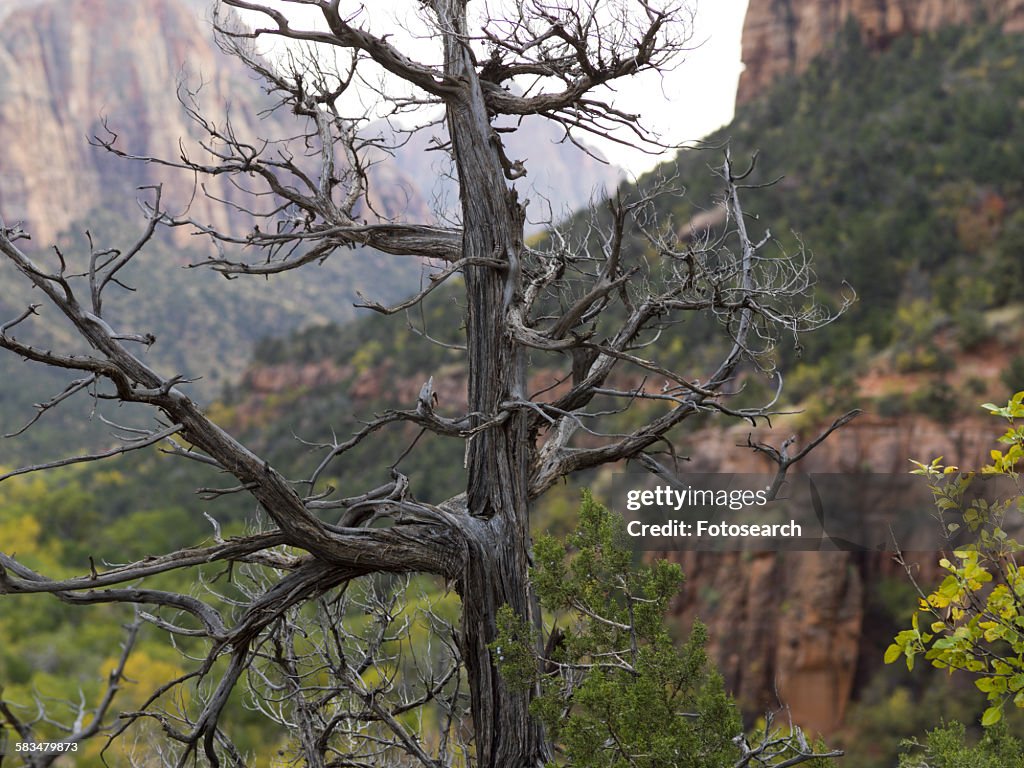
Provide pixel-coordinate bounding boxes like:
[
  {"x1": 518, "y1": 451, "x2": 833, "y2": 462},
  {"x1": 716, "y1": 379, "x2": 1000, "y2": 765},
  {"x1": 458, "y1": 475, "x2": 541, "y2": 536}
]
[
  {"x1": 0, "y1": 0, "x2": 441, "y2": 246},
  {"x1": 0, "y1": 0, "x2": 621, "y2": 246},
  {"x1": 0, "y1": 0, "x2": 263, "y2": 243},
  {"x1": 674, "y1": 551, "x2": 862, "y2": 733},
  {"x1": 670, "y1": 414, "x2": 997, "y2": 733},
  {"x1": 737, "y1": 0, "x2": 1024, "y2": 105}
]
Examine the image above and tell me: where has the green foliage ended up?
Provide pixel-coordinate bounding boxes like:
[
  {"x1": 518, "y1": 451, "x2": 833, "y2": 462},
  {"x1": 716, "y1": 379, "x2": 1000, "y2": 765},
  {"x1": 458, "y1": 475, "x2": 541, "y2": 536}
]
[
  {"x1": 887, "y1": 394, "x2": 1024, "y2": 727},
  {"x1": 1002, "y1": 354, "x2": 1024, "y2": 395},
  {"x1": 493, "y1": 605, "x2": 542, "y2": 689},
  {"x1": 661, "y1": 20, "x2": 1024, "y2": 406},
  {"x1": 840, "y1": 676, "x2": 987, "y2": 768},
  {"x1": 498, "y1": 491, "x2": 741, "y2": 767},
  {"x1": 892, "y1": 300, "x2": 953, "y2": 374},
  {"x1": 908, "y1": 380, "x2": 960, "y2": 421},
  {"x1": 493, "y1": 493, "x2": 837, "y2": 767},
  {"x1": 899, "y1": 721, "x2": 1024, "y2": 768}
]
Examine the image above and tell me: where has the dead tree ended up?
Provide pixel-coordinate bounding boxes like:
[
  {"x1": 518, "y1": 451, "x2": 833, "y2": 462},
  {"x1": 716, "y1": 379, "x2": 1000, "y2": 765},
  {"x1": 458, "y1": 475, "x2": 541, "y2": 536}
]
[{"x1": 0, "y1": 1, "x2": 852, "y2": 766}]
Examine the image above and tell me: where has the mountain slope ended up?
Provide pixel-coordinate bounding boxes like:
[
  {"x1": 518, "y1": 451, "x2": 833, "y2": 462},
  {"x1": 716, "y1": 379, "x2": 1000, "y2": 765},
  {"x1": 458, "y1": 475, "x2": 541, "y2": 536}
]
[{"x1": 222, "y1": 17, "x2": 1024, "y2": 456}]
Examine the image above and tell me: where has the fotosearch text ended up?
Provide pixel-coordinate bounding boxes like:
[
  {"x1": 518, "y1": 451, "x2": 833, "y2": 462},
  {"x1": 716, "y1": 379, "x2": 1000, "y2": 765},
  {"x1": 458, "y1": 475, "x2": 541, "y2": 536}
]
[{"x1": 626, "y1": 519, "x2": 802, "y2": 538}]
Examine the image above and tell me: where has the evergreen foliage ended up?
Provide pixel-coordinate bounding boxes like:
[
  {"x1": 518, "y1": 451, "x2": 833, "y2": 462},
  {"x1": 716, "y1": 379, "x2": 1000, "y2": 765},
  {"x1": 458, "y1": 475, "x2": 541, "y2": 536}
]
[
  {"x1": 493, "y1": 492, "x2": 835, "y2": 767},
  {"x1": 899, "y1": 721, "x2": 1024, "y2": 768}
]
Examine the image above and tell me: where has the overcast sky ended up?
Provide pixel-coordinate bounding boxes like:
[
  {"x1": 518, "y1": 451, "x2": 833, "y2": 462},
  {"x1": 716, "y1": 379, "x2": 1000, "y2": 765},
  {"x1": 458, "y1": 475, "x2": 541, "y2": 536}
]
[
  {"x1": 593, "y1": 0, "x2": 750, "y2": 173},
  {"x1": 232, "y1": 0, "x2": 750, "y2": 176}
]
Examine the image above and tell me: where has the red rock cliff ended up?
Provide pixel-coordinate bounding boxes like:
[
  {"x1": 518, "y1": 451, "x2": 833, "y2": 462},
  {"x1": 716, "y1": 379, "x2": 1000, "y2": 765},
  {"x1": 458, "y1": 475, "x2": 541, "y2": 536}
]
[
  {"x1": 670, "y1": 413, "x2": 999, "y2": 734},
  {"x1": 737, "y1": 0, "x2": 1024, "y2": 105}
]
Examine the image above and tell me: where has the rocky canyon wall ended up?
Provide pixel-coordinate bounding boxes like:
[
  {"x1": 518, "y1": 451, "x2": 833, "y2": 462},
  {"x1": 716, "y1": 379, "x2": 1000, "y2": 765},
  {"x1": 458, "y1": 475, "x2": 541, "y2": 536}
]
[
  {"x1": 670, "y1": 413, "x2": 1000, "y2": 734},
  {"x1": 0, "y1": 0, "x2": 620, "y2": 247},
  {"x1": 0, "y1": 0, "x2": 278, "y2": 244}
]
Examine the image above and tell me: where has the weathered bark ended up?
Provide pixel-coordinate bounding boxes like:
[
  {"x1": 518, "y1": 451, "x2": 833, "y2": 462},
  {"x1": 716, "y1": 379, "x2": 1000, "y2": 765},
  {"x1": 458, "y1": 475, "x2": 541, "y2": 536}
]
[
  {"x1": 459, "y1": 519, "x2": 548, "y2": 767},
  {"x1": 434, "y1": 2, "x2": 548, "y2": 764}
]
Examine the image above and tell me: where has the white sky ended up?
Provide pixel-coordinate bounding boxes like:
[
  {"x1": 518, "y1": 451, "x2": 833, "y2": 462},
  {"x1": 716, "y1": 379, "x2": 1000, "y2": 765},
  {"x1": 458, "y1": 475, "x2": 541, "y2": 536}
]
[
  {"x1": 598, "y1": 0, "x2": 750, "y2": 173},
  {"x1": 231, "y1": 0, "x2": 750, "y2": 176}
]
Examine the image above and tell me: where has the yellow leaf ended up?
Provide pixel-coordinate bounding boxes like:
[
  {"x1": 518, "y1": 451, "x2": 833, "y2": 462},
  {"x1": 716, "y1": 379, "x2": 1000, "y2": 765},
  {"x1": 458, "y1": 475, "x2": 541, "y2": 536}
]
[
  {"x1": 981, "y1": 706, "x2": 1003, "y2": 726},
  {"x1": 884, "y1": 644, "x2": 902, "y2": 664}
]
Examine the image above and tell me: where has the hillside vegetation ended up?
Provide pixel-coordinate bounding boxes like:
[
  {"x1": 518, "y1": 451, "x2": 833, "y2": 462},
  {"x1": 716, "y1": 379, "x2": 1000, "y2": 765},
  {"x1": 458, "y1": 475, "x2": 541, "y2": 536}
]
[{"x1": 214, "y1": 19, "x2": 1024, "y2": 476}]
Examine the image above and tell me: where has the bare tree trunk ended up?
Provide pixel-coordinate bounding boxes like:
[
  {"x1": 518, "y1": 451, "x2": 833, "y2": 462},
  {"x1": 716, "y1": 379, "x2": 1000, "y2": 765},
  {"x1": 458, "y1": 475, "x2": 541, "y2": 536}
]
[
  {"x1": 459, "y1": 522, "x2": 547, "y2": 768},
  {"x1": 433, "y1": 2, "x2": 547, "y2": 764}
]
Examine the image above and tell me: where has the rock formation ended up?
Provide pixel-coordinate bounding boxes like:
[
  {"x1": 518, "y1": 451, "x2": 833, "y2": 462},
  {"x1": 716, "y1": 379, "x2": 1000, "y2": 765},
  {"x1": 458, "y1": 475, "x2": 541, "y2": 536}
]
[
  {"x1": 737, "y1": 0, "x2": 1024, "y2": 105},
  {"x1": 0, "y1": 0, "x2": 259, "y2": 244},
  {"x1": 0, "y1": 0, "x2": 441, "y2": 245},
  {"x1": 671, "y1": 413, "x2": 999, "y2": 733},
  {"x1": 0, "y1": 0, "x2": 621, "y2": 246}
]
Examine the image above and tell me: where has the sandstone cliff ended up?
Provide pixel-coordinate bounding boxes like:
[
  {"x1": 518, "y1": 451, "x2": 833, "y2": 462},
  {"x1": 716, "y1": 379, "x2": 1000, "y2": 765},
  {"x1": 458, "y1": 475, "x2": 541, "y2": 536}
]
[
  {"x1": 671, "y1": 413, "x2": 998, "y2": 733},
  {"x1": 0, "y1": 0, "x2": 267, "y2": 244},
  {"x1": 0, "y1": 0, "x2": 620, "y2": 246},
  {"x1": 0, "y1": 0, "x2": 439, "y2": 245},
  {"x1": 737, "y1": 0, "x2": 1024, "y2": 105}
]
